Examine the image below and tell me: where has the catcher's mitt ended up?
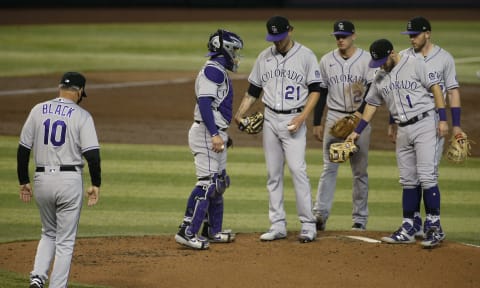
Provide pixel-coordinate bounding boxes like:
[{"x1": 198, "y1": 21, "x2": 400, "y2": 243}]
[
  {"x1": 446, "y1": 132, "x2": 474, "y2": 164},
  {"x1": 330, "y1": 114, "x2": 360, "y2": 139},
  {"x1": 329, "y1": 139, "x2": 359, "y2": 163},
  {"x1": 238, "y1": 111, "x2": 264, "y2": 134}
]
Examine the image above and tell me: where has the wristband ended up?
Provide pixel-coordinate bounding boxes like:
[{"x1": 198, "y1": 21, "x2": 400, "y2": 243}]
[
  {"x1": 354, "y1": 119, "x2": 369, "y2": 134},
  {"x1": 437, "y1": 108, "x2": 447, "y2": 121},
  {"x1": 451, "y1": 107, "x2": 461, "y2": 127}
]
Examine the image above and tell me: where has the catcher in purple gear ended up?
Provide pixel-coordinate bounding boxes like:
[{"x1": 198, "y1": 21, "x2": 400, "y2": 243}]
[{"x1": 175, "y1": 29, "x2": 243, "y2": 250}]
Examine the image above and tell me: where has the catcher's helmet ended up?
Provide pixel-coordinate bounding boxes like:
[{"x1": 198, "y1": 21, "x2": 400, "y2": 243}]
[{"x1": 207, "y1": 29, "x2": 243, "y2": 72}]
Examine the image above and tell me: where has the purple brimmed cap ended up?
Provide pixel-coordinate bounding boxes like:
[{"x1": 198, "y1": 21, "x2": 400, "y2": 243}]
[
  {"x1": 401, "y1": 16, "x2": 431, "y2": 35},
  {"x1": 332, "y1": 20, "x2": 355, "y2": 36},
  {"x1": 369, "y1": 39, "x2": 393, "y2": 68},
  {"x1": 266, "y1": 16, "x2": 291, "y2": 42}
]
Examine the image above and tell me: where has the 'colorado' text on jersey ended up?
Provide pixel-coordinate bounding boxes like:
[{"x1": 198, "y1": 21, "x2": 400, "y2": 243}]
[{"x1": 249, "y1": 42, "x2": 321, "y2": 111}]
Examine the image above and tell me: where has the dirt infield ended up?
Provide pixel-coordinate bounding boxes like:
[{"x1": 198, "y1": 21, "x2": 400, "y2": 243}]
[{"x1": 0, "y1": 8, "x2": 479, "y2": 288}]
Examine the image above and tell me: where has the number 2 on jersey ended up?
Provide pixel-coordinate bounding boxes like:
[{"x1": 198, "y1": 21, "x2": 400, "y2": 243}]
[
  {"x1": 285, "y1": 85, "x2": 300, "y2": 100},
  {"x1": 43, "y1": 118, "x2": 67, "y2": 146}
]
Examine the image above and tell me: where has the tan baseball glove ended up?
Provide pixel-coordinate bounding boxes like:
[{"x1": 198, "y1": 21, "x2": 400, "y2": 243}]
[
  {"x1": 329, "y1": 139, "x2": 359, "y2": 163},
  {"x1": 238, "y1": 111, "x2": 264, "y2": 134},
  {"x1": 330, "y1": 114, "x2": 360, "y2": 139},
  {"x1": 445, "y1": 132, "x2": 475, "y2": 164}
]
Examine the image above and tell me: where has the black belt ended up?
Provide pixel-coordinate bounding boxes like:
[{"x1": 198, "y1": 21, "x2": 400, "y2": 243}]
[
  {"x1": 194, "y1": 121, "x2": 227, "y2": 132},
  {"x1": 36, "y1": 166, "x2": 77, "y2": 172},
  {"x1": 398, "y1": 111, "x2": 430, "y2": 127},
  {"x1": 330, "y1": 108, "x2": 356, "y2": 114},
  {"x1": 266, "y1": 106, "x2": 304, "y2": 114}
]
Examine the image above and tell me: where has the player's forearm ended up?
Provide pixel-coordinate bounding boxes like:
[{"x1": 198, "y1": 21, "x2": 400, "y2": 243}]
[
  {"x1": 431, "y1": 84, "x2": 446, "y2": 109},
  {"x1": 235, "y1": 93, "x2": 257, "y2": 122},
  {"x1": 300, "y1": 91, "x2": 320, "y2": 121},
  {"x1": 17, "y1": 144, "x2": 31, "y2": 185}
]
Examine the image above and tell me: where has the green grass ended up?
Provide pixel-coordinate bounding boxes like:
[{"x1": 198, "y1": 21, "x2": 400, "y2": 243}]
[{"x1": 0, "y1": 20, "x2": 479, "y2": 83}]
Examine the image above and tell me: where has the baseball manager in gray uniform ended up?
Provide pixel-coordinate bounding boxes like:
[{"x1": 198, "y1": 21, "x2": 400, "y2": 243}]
[
  {"x1": 347, "y1": 39, "x2": 448, "y2": 248},
  {"x1": 312, "y1": 20, "x2": 375, "y2": 231},
  {"x1": 235, "y1": 16, "x2": 321, "y2": 243},
  {"x1": 17, "y1": 72, "x2": 101, "y2": 288}
]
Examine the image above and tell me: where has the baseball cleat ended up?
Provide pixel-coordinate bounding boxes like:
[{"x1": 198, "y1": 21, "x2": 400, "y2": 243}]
[
  {"x1": 260, "y1": 229, "x2": 287, "y2": 241},
  {"x1": 298, "y1": 229, "x2": 316, "y2": 243},
  {"x1": 381, "y1": 222, "x2": 416, "y2": 244},
  {"x1": 208, "y1": 230, "x2": 236, "y2": 243},
  {"x1": 29, "y1": 276, "x2": 44, "y2": 288},
  {"x1": 175, "y1": 226, "x2": 209, "y2": 250},
  {"x1": 314, "y1": 212, "x2": 326, "y2": 231},
  {"x1": 351, "y1": 223, "x2": 366, "y2": 231},
  {"x1": 421, "y1": 226, "x2": 445, "y2": 248}
]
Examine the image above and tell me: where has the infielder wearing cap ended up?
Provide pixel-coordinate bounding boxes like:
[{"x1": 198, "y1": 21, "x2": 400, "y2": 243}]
[
  {"x1": 235, "y1": 16, "x2": 321, "y2": 243},
  {"x1": 312, "y1": 20, "x2": 375, "y2": 231},
  {"x1": 347, "y1": 39, "x2": 449, "y2": 248},
  {"x1": 386, "y1": 16, "x2": 465, "y2": 238},
  {"x1": 17, "y1": 72, "x2": 101, "y2": 288},
  {"x1": 174, "y1": 29, "x2": 243, "y2": 250}
]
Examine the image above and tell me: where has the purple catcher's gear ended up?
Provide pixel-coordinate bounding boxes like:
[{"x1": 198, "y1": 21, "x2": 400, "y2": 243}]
[{"x1": 207, "y1": 29, "x2": 243, "y2": 72}]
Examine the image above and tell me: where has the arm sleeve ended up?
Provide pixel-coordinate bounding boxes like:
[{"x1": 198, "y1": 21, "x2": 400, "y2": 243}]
[
  {"x1": 313, "y1": 87, "x2": 328, "y2": 125},
  {"x1": 83, "y1": 148, "x2": 101, "y2": 187},
  {"x1": 17, "y1": 144, "x2": 31, "y2": 185},
  {"x1": 198, "y1": 97, "x2": 219, "y2": 136},
  {"x1": 247, "y1": 83, "x2": 262, "y2": 99}
]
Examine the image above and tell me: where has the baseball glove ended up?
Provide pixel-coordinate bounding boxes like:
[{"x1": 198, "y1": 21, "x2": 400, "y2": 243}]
[
  {"x1": 330, "y1": 114, "x2": 360, "y2": 139},
  {"x1": 238, "y1": 112, "x2": 264, "y2": 134},
  {"x1": 446, "y1": 132, "x2": 474, "y2": 164},
  {"x1": 329, "y1": 139, "x2": 359, "y2": 163}
]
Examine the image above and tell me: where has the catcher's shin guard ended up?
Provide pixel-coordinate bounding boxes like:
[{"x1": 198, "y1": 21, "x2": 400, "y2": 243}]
[{"x1": 188, "y1": 184, "x2": 215, "y2": 234}]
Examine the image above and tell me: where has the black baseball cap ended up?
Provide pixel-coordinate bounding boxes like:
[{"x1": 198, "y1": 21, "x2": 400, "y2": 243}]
[
  {"x1": 401, "y1": 16, "x2": 431, "y2": 35},
  {"x1": 332, "y1": 20, "x2": 355, "y2": 36},
  {"x1": 369, "y1": 39, "x2": 394, "y2": 68},
  {"x1": 266, "y1": 16, "x2": 292, "y2": 42},
  {"x1": 59, "y1": 72, "x2": 87, "y2": 97}
]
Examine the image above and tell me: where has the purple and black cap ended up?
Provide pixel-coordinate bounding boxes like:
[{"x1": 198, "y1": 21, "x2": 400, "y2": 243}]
[
  {"x1": 266, "y1": 16, "x2": 292, "y2": 42},
  {"x1": 401, "y1": 16, "x2": 431, "y2": 35},
  {"x1": 332, "y1": 20, "x2": 355, "y2": 36},
  {"x1": 369, "y1": 39, "x2": 393, "y2": 68},
  {"x1": 59, "y1": 72, "x2": 87, "y2": 97}
]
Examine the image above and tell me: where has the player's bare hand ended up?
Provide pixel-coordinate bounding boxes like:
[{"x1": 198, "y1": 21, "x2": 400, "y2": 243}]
[
  {"x1": 313, "y1": 125, "x2": 324, "y2": 142},
  {"x1": 19, "y1": 183, "x2": 33, "y2": 203},
  {"x1": 346, "y1": 131, "x2": 359, "y2": 142},
  {"x1": 288, "y1": 115, "x2": 305, "y2": 133},
  {"x1": 211, "y1": 135, "x2": 225, "y2": 153},
  {"x1": 86, "y1": 186, "x2": 99, "y2": 206},
  {"x1": 438, "y1": 121, "x2": 449, "y2": 138},
  {"x1": 452, "y1": 126, "x2": 463, "y2": 137},
  {"x1": 387, "y1": 124, "x2": 397, "y2": 143}
]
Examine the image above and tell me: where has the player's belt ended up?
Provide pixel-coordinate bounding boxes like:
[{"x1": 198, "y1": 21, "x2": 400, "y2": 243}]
[
  {"x1": 398, "y1": 111, "x2": 430, "y2": 127},
  {"x1": 266, "y1": 105, "x2": 304, "y2": 114},
  {"x1": 36, "y1": 166, "x2": 78, "y2": 172},
  {"x1": 194, "y1": 120, "x2": 227, "y2": 132}
]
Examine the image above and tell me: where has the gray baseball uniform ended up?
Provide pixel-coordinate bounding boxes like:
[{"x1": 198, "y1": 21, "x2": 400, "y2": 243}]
[
  {"x1": 366, "y1": 54, "x2": 439, "y2": 189},
  {"x1": 313, "y1": 47, "x2": 374, "y2": 228},
  {"x1": 248, "y1": 41, "x2": 320, "y2": 233},
  {"x1": 401, "y1": 46, "x2": 459, "y2": 169},
  {"x1": 19, "y1": 95, "x2": 99, "y2": 287}
]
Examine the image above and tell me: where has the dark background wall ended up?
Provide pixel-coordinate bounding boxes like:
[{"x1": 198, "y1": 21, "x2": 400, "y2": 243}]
[{"x1": 1, "y1": 0, "x2": 479, "y2": 8}]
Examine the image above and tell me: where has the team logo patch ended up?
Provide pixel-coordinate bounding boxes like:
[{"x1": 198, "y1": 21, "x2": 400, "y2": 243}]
[
  {"x1": 271, "y1": 25, "x2": 279, "y2": 34},
  {"x1": 338, "y1": 22, "x2": 345, "y2": 31},
  {"x1": 428, "y1": 72, "x2": 436, "y2": 81},
  {"x1": 315, "y1": 70, "x2": 321, "y2": 78}
]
